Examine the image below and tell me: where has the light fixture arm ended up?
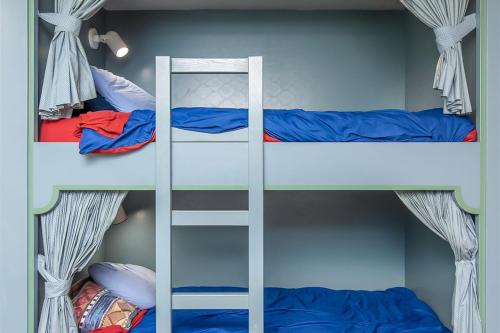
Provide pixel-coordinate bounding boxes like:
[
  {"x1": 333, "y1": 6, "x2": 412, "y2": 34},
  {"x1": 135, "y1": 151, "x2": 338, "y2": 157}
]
[{"x1": 88, "y1": 28, "x2": 129, "y2": 58}]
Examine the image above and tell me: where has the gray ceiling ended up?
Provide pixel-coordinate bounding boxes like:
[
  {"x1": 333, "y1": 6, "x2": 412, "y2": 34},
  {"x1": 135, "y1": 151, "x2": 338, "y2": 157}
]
[{"x1": 105, "y1": 0, "x2": 404, "y2": 11}]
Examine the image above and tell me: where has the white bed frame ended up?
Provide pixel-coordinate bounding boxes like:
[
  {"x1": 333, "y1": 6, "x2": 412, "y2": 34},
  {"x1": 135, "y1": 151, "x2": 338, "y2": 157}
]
[{"x1": 31, "y1": 57, "x2": 481, "y2": 333}]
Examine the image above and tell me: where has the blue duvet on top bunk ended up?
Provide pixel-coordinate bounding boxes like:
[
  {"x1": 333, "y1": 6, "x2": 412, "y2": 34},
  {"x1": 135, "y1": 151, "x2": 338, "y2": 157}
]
[
  {"x1": 131, "y1": 287, "x2": 451, "y2": 333},
  {"x1": 172, "y1": 107, "x2": 476, "y2": 142},
  {"x1": 77, "y1": 107, "x2": 476, "y2": 154}
]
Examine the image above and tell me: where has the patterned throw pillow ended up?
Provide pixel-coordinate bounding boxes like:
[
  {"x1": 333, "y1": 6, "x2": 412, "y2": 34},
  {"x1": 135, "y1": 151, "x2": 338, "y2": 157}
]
[{"x1": 72, "y1": 281, "x2": 140, "y2": 333}]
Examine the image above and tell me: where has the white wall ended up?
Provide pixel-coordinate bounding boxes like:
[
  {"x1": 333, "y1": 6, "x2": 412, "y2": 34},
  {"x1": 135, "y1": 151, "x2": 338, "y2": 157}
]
[{"x1": 0, "y1": 1, "x2": 28, "y2": 332}]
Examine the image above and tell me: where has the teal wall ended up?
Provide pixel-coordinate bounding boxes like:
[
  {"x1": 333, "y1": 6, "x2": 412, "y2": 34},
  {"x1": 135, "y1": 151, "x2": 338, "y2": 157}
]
[
  {"x1": 103, "y1": 191, "x2": 408, "y2": 290},
  {"x1": 100, "y1": 190, "x2": 454, "y2": 327},
  {"x1": 103, "y1": 10, "x2": 407, "y2": 111},
  {"x1": 404, "y1": 216, "x2": 455, "y2": 327}
]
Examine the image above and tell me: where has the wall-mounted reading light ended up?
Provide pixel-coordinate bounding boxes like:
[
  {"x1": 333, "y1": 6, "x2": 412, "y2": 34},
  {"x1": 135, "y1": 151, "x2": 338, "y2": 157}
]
[{"x1": 88, "y1": 28, "x2": 129, "y2": 58}]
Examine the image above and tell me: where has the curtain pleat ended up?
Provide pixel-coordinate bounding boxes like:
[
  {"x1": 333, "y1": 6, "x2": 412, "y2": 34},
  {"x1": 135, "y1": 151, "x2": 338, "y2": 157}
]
[
  {"x1": 37, "y1": 191, "x2": 127, "y2": 333},
  {"x1": 396, "y1": 191, "x2": 481, "y2": 333},
  {"x1": 400, "y1": 0, "x2": 475, "y2": 115},
  {"x1": 38, "y1": 0, "x2": 108, "y2": 119}
]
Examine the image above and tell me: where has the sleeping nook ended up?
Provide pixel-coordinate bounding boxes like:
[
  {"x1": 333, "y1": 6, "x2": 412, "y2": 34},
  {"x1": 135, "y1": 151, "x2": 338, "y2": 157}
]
[{"x1": 30, "y1": 0, "x2": 482, "y2": 333}]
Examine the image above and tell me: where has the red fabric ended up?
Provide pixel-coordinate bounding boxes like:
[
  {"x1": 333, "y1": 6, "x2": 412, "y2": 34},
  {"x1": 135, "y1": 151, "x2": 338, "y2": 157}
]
[
  {"x1": 93, "y1": 131, "x2": 156, "y2": 154},
  {"x1": 75, "y1": 111, "x2": 130, "y2": 139},
  {"x1": 89, "y1": 310, "x2": 147, "y2": 333},
  {"x1": 464, "y1": 129, "x2": 478, "y2": 142},
  {"x1": 40, "y1": 118, "x2": 81, "y2": 142},
  {"x1": 90, "y1": 326, "x2": 128, "y2": 333},
  {"x1": 131, "y1": 310, "x2": 148, "y2": 328},
  {"x1": 264, "y1": 131, "x2": 281, "y2": 142}
]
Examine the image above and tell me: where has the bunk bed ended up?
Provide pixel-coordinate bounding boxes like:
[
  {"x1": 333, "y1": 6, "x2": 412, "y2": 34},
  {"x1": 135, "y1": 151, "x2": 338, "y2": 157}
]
[
  {"x1": 34, "y1": 57, "x2": 481, "y2": 333},
  {"x1": 32, "y1": 1, "x2": 482, "y2": 333}
]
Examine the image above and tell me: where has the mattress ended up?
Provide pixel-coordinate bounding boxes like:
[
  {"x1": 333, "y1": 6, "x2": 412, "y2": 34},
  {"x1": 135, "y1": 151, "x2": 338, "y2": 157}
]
[
  {"x1": 131, "y1": 287, "x2": 451, "y2": 333},
  {"x1": 39, "y1": 107, "x2": 477, "y2": 154}
]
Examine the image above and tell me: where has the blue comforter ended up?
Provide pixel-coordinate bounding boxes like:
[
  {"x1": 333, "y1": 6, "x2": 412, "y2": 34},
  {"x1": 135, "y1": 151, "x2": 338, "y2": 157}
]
[
  {"x1": 131, "y1": 287, "x2": 451, "y2": 333},
  {"x1": 172, "y1": 107, "x2": 475, "y2": 142}
]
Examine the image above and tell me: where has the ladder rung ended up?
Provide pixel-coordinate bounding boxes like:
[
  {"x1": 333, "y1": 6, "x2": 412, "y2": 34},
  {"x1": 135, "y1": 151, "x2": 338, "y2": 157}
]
[
  {"x1": 172, "y1": 210, "x2": 249, "y2": 226},
  {"x1": 172, "y1": 292, "x2": 249, "y2": 309},
  {"x1": 172, "y1": 58, "x2": 249, "y2": 74}
]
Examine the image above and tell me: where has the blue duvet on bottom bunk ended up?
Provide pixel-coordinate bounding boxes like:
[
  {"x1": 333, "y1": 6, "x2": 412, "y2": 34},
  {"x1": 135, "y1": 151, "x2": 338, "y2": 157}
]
[{"x1": 131, "y1": 287, "x2": 451, "y2": 333}]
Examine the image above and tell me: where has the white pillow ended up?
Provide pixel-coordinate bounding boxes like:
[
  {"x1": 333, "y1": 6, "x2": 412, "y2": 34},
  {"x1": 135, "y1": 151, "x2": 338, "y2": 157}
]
[
  {"x1": 90, "y1": 66, "x2": 156, "y2": 112},
  {"x1": 89, "y1": 262, "x2": 156, "y2": 309}
]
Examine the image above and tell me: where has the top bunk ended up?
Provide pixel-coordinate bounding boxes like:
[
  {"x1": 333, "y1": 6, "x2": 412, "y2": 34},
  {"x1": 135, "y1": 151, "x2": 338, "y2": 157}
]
[{"x1": 33, "y1": 3, "x2": 480, "y2": 212}]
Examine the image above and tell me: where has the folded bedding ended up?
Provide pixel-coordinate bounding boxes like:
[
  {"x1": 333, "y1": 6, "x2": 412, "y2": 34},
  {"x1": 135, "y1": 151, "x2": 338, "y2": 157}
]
[
  {"x1": 131, "y1": 287, "x2": 451, "y2": 333},
  {"x1": 40, "y1": 107, "x2": 477, "y2": 154}
]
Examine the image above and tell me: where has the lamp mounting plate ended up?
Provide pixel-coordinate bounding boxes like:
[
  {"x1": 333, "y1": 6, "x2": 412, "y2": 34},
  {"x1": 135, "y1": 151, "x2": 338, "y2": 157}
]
[{"x1": 88, "y1": 28, "x2": 100, "y2": 49}]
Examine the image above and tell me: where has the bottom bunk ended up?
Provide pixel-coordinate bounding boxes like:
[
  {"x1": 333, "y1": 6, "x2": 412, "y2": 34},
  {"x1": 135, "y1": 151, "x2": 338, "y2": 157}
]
[
  {"x1": 37, "y1": 190, "x2": 478, "y2": 333},
  {"x1": 132, "y1": 286, "x2": 449, "y2": 333}
]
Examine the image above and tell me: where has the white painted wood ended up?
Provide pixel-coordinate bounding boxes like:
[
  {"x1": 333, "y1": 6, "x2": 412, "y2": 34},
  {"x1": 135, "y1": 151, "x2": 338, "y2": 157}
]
[
  {"x1": 155, "y1": 56, "x2": 172, "y2": 333},
  {"x1": 172, "y1": 58, "x2": 249, "y2": 74},
  {"x1": 32, "y1": 142, "x2": 156, "y2": 209},
  {"x1": 0, "y1": 1, "x2": 28, "y2": 332},
  {"x1": 172, "y1": 128, "x2": 248, "y2": 142},
  {"x1": 172, "y1": 210, "x2": 249, "y2": 226},
  {"x1": 172, "y1": 142, "x2": 248, "y2": 188},
  {"x1": 485, "y1": 0, "x2": 500, "y2": 330},
  {"x1": 105, "y1": 0, "x2": 404, "y2": 11},
  {"x1": 33, "y1": 142, "x2": 480, "y2": 211},
  {"x1": 172, "y1": 292, "x2": 249, "y2": 310},
  {"x1": 248, "y1": 56, "x2": 264, "y2": 333}
]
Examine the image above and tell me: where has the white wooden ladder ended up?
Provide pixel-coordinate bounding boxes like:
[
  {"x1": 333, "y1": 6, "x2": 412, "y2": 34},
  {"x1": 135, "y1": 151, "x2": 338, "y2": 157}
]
[{"x1": 155, "y1": 57, "x2": 264, "y2": 333}]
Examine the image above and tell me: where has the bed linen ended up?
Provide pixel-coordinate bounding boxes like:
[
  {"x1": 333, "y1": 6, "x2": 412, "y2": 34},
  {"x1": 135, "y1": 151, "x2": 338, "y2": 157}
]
[
  {"x1": 172, "y1": 107, "x2": 476, "y2": 142},
  {"x1": 40, "y1": 107, "x2": 477, "y2": 154},
  {"x1": 131, "y1": 287, "x2": 451, "y2": 333}
]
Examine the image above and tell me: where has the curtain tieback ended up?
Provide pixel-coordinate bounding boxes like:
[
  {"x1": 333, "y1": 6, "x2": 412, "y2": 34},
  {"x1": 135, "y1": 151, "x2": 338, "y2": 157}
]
[
  {"x1": 37, "y1": 254, "x2": 72, "y2": 298},
  {"x1": 434, "y1": 14, "x2": 476, "y2": 53},
  {"x1": 455, "y1": 258, "x2": 477, "y2": 267},
  {"x1": 39, "y1": 12, "x2": 82, "y2": 35}
]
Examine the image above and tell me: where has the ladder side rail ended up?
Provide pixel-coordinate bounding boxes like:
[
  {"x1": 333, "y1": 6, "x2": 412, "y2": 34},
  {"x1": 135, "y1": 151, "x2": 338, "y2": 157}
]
[
  {"x1": 248, "y1": 56, "x2": 264, "y2": 333},
  {"x1": 156, "y1": 56, "x2": 173, "y2": 333}
]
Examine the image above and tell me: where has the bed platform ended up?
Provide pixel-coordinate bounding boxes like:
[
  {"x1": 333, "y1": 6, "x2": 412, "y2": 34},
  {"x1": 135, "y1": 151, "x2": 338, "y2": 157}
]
[{"x1": 33, "y1": 140, "x2": 480, "y2": 212}]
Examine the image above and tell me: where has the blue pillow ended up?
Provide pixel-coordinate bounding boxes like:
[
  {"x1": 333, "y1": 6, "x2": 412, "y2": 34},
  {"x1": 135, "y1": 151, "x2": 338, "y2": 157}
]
[{"x1": 85, "y1": 94, "x2": 117, "y2": 111}]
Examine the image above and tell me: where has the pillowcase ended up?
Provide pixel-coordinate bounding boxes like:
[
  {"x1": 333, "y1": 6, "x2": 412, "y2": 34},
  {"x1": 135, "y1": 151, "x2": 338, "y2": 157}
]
[
  {"x1": 91, "y1": 66, "x2": 156, "y2": 112},
  {"x1": 72, "y1": 281, "x2": 140, "y2": 333},
  {"x1": 85, "y1": 94, "x2": 117, "y2": 112},
  {"x1": 89, "y1": 263, "x2": 156, "y2": 309}
]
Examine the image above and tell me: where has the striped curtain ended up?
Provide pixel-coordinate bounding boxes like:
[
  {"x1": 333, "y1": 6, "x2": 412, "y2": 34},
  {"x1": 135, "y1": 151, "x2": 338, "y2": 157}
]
[
  {"x1": 38, "y1": 0, "x2": 108, "y2": 119},
  {"x1": 37, "y1": 191, "x2": 127, "y2": 333},
  {"x1": 396, "y1": 191, "x2": 481, "y2": 333},
  {"x1": 400, "y1": 0, "x2": 476, "y2": 115}
]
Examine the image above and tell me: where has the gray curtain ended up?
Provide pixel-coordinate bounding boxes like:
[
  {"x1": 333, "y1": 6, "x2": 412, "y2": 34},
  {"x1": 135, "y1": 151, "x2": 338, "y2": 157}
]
[
  {"x1": 400, "y1": 0, "x2": 476, "y2": 115},
  {"x1": 37, "y1": 191, "x2": 127, "y2": 333},
  {"x1": 39, "y1": 0, "x2": 108, "y2": 119},
  {"x1": 396, "y1": 191, "x2": 481, "y2": 333}
]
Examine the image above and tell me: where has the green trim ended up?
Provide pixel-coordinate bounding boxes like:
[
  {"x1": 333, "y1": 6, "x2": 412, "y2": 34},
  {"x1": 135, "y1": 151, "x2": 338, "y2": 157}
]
[
  {"x1": 172, "y1": 185, "x2": 249, "y2": 191},
  {"x1": 34, "y1": 185, "x2": 155, "y2": 214}
]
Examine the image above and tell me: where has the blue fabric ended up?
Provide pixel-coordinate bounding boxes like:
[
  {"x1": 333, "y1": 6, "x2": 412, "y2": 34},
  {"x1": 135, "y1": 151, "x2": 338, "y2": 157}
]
[
  {"x1": 131, "y1": 287, "x2": 450, "y2": 333},
  {"x1": 172, "y1": 107, "x2": 475, "y2": 142},
  {"x1": 79, "y1": 109, "x2": 155, "y2": 154},
  {"x1": 84, "y1": 94, "x2": 117, "y2": 112}
]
